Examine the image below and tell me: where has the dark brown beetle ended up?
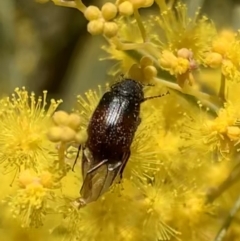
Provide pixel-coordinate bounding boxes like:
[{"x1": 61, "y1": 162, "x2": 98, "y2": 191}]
[{"x1": 74, "y1": 78, "x2": 169, "y2": 205}]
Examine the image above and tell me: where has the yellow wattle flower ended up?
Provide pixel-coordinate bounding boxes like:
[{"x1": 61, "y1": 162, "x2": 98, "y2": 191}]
[{"x1": 0, "y1": 87, "x2": 62, "y2": 173}]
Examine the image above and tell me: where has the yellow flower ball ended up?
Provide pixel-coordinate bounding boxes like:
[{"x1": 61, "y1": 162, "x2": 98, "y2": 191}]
[{"x1": 101, "y1": 2, "x2": 118, "y2": 21}]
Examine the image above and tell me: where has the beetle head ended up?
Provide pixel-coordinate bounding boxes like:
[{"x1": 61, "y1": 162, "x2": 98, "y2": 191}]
[{"x1": 111, "y1": 78, "x2": 144, "y2": 102}]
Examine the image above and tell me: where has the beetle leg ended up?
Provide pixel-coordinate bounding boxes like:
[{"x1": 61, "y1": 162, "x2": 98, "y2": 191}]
[
  {"x1": 80, "y1": 160, "x2": 125, "y2": 204},
  {"x1": 143, "y1": 83, "x2": 155, "y2": 87},
  {"x1": 72, "y1": 145, "x2": 81, "y2": 172},
  {"x1": 81, "y1": 147, "x2": 93, "y2": 179},
  {"x1": 80, "y1": 163, "x2": 111, "y2": 203},
  {"x1": 119, "y1": 151, "x2": 131, "y2": 180},
  {"x1": 79, "y1": 153, "x2": 130, "y2": 204},
  {"x1": 87, "y1": 159, "x2": 108, "y2": 174},
  {"x1": 108, "y1": 161, "x2": 122, "y2": 171},
  {"x1": 98, "y1": 162, "x2": 124, "y2": 197}
]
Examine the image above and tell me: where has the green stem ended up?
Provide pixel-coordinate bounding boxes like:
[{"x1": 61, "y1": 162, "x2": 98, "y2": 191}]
[
  {"x1": 206, "y1": 162, "x2": 240, "y2": 203},
  {"x1": 214, "y1": 193, "x2": 240, "y2": 241},
  {"x1": 75, "y1": 0, "x2": 86, "y2": 12},
  {"x1": 219, "y1": 74, "x2": 226, "y2": 102},
  {"x1": 133, "y1": 9, "x2": 147, "y2": 42},
  {"x1": 111, "y1": 37, "x2": 148, "y2": 51},
  {"x1": 154, "y1": 0, "x2": 168, "y2": 11},
  {"x1": 153, "y1": 77, "x2": 220, "y2": 112},
  {"x1": 58, "y1": 142, "x2": 67, "y2": 171},
  {"x1": 52, "y1": 0, "x2": 77, "y2": 8}
]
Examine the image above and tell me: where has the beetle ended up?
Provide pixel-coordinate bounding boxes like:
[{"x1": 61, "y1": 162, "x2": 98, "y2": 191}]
[{"x1": 74, "y1": 78, "x2": 169, "y2": 206}]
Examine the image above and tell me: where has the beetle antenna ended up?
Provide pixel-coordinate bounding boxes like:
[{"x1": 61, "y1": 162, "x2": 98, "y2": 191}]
[
  {"x1": 72, "y1": 145, "x2": 81, "y2": 172},
  {"x1": 143, "y1": 83, "x2": 155, "y2": 87},
  {"x1": 142, "y1": 90, "x2": 170, "y2": 102}
]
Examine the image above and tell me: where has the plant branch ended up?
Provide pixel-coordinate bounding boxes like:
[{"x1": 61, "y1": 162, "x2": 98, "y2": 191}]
[
  {"x1": 133, "y1": 9, "x2": 147, "y2": 42},
  {"x1": 214, "y1": 193, "x2": 240, "y2": 241},
  {"x1": 153, "y1": 77, "x2": 220, "y2": 112},
  {"x1": 218, "y1": 74, "x2": 226, "y2": 103},
  {"x1": 206, "y1": 162, "x2": 240, "y2": 203},
  {"x1": 52, "y1": 0, "x2": 77, "y2": 8}
]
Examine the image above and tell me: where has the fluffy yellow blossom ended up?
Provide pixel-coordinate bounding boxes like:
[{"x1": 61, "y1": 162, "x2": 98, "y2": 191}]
[
  {"x1": 0, "y1": 87, "x2": 61, "y2": 173},
  {"x1": 126, "y1": 106, "x2": 164, "y2": 182},
  {"x1": 205, "y1": 52, "x2": 223, "y2": 68},
  {"x1": 139, "y1": 176, "x2": 181, "y2": 240},
  {"x1": 205, "y1": 161, "x2": 232, "y2": 188},
  {"x1": 205, "y1": 30, "x2": 240, "y2": 83},
  {"x1": 222, "y1": 59, "x2": 240, "y2": 82},
  {"x1": 212, "y1": 29, "x2": 235, "y2": 56},
  {"x1": 156, "y1": 3, "x2": 216, "y2": 62},
  {"x1": 57, "y1": 180, "x2": 142, "y2": 241},
  {"x1": 180, "y1": 102, "x2": 240, "y2": 159},
  {"x1": 174, "y1": 190, "x2": 216, "y2": 240},
  {"x1": 97, "y1": 1, "x2": 210, "y2": 90},
  {"x1": 76, "y1": 84, "x2": 109, "y2": 128},
  {"x1": 159, "y1": 50, "x2": 178, "y2": 73},
  {"x1": 7, "y1": 169, "x2": 56, "y2": 228}
]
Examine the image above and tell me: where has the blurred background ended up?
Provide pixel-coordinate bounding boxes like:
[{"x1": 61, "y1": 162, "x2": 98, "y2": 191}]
[{"x1": 1, "y1": 0, "x2": 240, "y2": 110}]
